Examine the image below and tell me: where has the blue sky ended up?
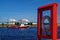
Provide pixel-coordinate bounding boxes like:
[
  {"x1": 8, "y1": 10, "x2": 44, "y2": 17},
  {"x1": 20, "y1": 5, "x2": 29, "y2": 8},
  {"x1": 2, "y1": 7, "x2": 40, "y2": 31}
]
[{"x1": 0, "y1": 0, "x2": 60, "y2": 23}]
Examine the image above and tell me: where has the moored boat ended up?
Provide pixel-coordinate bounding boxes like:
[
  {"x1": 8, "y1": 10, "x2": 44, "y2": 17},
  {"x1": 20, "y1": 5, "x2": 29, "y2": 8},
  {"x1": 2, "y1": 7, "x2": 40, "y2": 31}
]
[{"x1": 18, "y1": 24, "x2": 28, "y2": 28}]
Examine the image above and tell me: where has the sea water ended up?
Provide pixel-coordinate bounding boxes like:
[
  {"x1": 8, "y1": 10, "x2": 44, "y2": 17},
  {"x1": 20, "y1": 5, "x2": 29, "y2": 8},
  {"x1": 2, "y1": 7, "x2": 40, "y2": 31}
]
[{"x1": 0, "y1": 27, "x2": 60, "y2": 40}]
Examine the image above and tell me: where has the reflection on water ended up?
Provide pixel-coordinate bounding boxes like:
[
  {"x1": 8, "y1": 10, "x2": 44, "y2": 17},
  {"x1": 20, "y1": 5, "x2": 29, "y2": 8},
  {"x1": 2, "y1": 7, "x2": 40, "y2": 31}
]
[{"x1": 0, "y1": 27, "x2": 60, "y2": 40}]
